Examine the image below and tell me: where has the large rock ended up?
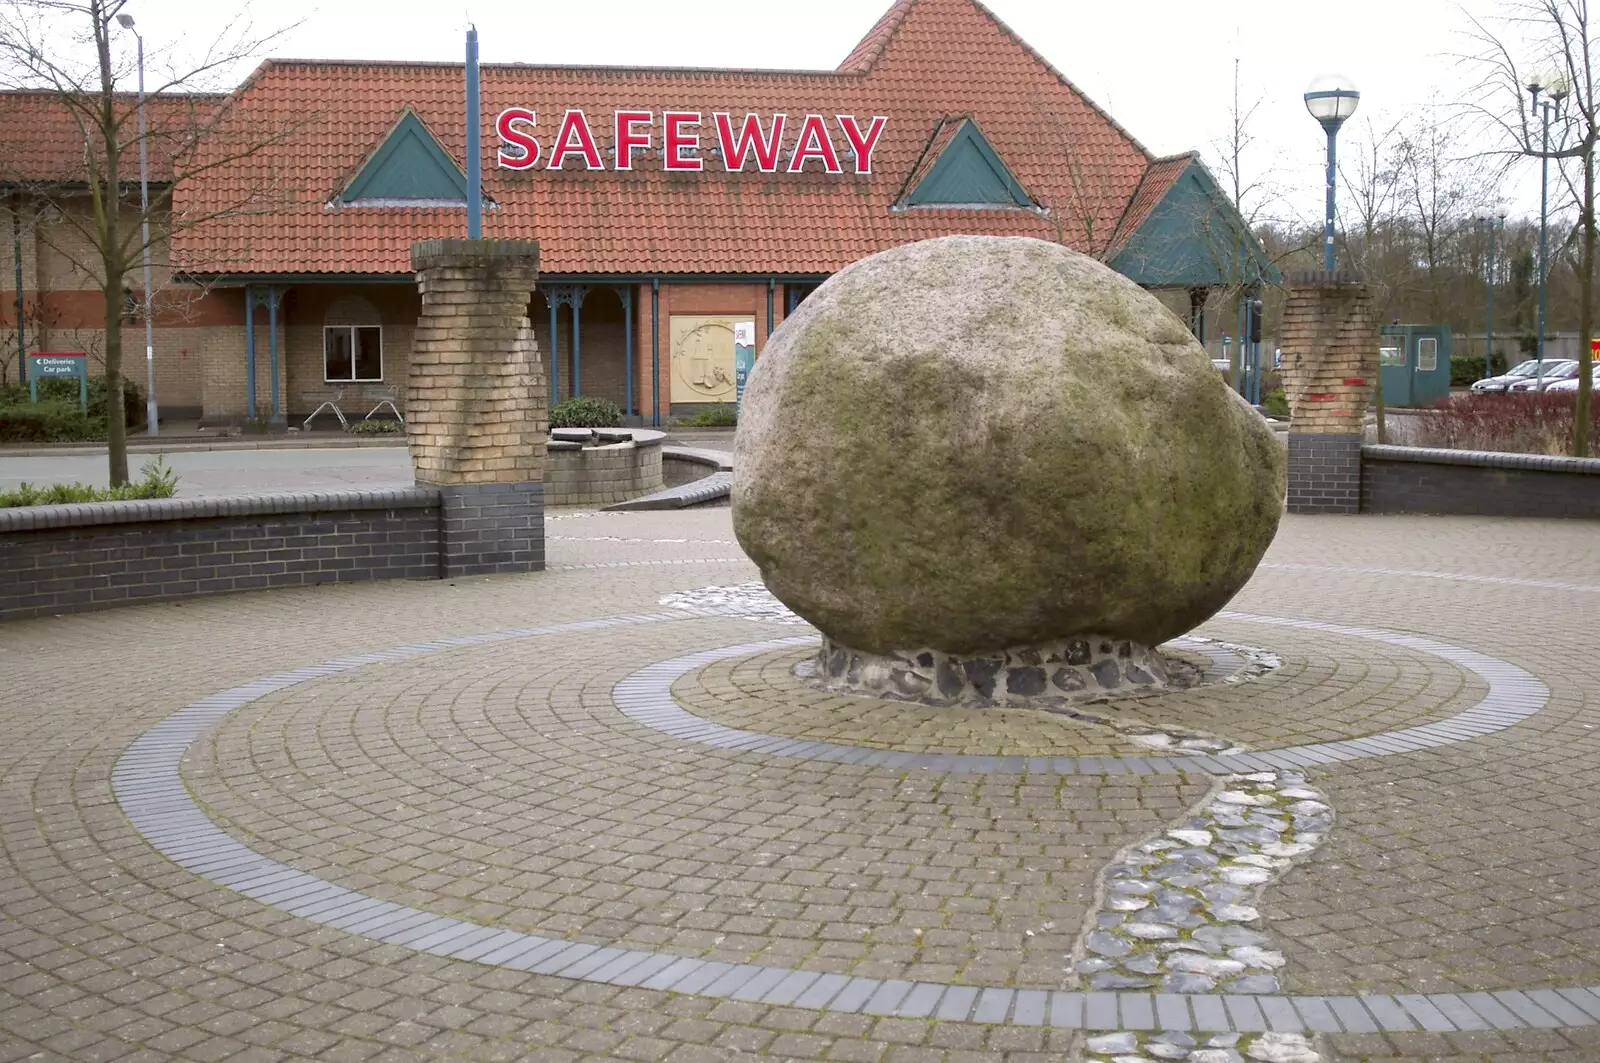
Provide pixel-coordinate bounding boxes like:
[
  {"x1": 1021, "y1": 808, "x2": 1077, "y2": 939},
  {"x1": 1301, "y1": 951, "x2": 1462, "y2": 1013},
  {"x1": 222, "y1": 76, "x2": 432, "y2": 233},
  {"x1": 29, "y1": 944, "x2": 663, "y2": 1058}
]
[{"x1": 732, "y1": 235, "x2": 1284, "y2": 657}]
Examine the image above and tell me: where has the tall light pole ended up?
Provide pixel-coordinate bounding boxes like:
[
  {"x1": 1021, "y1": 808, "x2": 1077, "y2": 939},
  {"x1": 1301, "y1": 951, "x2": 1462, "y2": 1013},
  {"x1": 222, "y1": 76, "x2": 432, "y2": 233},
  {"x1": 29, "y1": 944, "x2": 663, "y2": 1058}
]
[
  {"x1": 1528, "y1": 76, "x2": 1567, "y2": 368},
  {"x1": 117, "y1": 12, "x2": 157, "y2": 436},
  {"x1": 1304, "y1": 75, "x2": 1360, "y2": 273},
  {"x1": 1477, "y1": 213, "x2": 1505, "y2": 380}
]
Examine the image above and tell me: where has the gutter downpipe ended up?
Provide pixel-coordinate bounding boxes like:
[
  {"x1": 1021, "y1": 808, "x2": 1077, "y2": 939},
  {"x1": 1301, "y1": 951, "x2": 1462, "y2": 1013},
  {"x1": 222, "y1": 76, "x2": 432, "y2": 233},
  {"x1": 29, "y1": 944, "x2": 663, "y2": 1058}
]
[
  {"x1": 766, "y1": 278, "x2": 774, "y2": 338},
  {"x1": 651, "y1": 279, "x2": 660, "y2": 427}
]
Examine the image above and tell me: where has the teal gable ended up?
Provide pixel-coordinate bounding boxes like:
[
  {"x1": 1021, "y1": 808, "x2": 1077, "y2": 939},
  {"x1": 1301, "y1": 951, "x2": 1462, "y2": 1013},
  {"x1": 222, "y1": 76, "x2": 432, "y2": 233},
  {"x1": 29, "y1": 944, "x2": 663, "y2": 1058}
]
[
  {"x1": 902, "y1": 118, "x2": 1035, "y2": 209},
  {"x1": 341, "y1": 110, "x2": 469, "y2": 204},
  {"x1": 1108, "y1": 156, "x2": 1277, "y2": 289}
]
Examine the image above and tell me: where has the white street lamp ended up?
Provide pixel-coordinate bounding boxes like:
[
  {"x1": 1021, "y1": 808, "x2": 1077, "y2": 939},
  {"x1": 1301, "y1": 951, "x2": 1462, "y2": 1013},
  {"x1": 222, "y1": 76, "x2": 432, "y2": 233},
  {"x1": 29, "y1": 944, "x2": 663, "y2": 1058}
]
[
  {"x1": 117, "y1": 11, "x2": 158, "y2": 436},
  {"x1": 1304, "y1": 75, "x2": 1360, "y2": 274}
]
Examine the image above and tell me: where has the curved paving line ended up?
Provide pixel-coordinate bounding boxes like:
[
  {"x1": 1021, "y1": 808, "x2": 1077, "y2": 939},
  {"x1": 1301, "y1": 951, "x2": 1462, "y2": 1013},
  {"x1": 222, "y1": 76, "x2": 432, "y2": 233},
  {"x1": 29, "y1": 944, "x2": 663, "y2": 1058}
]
[
  {"x1": 112, "y1": 611, "x2": 1600, "y2": 1034},
  {"x1": 615, "y1": 612, "x2": 1549, "y2": 777},
  {"x1": 1259, "y1": 562, "x2": 1599, "y2": 594}
]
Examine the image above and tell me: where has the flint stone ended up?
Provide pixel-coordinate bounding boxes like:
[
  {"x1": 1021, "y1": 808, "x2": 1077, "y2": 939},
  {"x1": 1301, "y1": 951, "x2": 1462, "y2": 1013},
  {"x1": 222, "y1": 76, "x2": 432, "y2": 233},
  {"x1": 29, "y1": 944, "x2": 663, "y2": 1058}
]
[
  {"x1": 1086, "y1": 1032, "x2": 1139, "y2": 1055},
  {"x1": 1244, "y1": 1032, "x2": 1321, "y2": 1063},
  {"x1": 1086, "y1": 930, "x2": 1134, "y2": 957},
  {"x1": 1159, "y1": 971, "x2": 1217, "y2": 992},
  {"x1": 1226, "y1": 974, "x2": 1283, "y2": 994},
  {"x1": 731, "y1": 235, "x2": 1286, "y2": 656}
]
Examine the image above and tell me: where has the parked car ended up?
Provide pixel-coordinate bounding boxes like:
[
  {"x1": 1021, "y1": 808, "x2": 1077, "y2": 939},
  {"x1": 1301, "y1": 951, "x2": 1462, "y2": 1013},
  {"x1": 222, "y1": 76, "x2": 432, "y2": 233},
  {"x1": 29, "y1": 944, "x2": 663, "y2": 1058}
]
[
  {"x1": 1470, "y1": 358, "x2": 1566, "y2": 393},
  {"x1": 1544, "y1": 365, "x2": 1600, "y2": 392},
  {"x1": 1507, "y1": 360, "x2": 1580, "y2": 392}
]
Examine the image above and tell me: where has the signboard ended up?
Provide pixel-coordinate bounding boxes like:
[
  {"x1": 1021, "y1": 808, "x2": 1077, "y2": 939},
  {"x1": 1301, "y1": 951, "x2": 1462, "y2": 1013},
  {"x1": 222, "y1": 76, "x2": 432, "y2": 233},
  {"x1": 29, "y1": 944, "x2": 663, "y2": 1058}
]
[
  {"x1": 496, "y1": 109, "x2": 887, "y2": 175},
  {"x1": 26, "y1": 351, "x2": 88, "y2": 410},
  {"x1": 733, "y1": 322, "x2": 756, "y2": 410}
]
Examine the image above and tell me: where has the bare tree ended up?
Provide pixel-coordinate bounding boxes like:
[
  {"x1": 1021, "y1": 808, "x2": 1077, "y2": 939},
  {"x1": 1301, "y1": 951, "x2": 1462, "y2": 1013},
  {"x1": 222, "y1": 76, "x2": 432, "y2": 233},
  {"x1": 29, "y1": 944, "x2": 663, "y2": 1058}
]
[
  {"x1": 1396, "y1": 100, "x2": 1499, "y2": 323},
  {"x1": 1467, "y1": 0, "x2": 1596, "y2": 456},
  {"x1": 1338, "y1": 115, "x2": 1407, "y2": 319},
  {"x1": 0, "y1": 0, "x2": 300, "y2": 483}
]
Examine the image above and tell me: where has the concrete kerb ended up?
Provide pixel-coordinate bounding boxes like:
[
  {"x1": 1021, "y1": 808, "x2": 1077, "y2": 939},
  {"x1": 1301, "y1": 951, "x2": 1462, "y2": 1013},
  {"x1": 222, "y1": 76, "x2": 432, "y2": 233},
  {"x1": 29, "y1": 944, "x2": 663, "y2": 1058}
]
[{"x1": 108, "y1": 605, "x2": 1597, "y2": 1035}]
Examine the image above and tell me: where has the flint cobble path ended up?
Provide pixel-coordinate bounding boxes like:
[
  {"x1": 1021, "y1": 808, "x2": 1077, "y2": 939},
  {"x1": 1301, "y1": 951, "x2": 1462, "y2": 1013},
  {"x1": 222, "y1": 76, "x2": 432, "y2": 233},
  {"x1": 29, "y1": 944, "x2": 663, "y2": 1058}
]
[{"x1": 2, "y1": 509, "x2": 1598, "y2": 1063}]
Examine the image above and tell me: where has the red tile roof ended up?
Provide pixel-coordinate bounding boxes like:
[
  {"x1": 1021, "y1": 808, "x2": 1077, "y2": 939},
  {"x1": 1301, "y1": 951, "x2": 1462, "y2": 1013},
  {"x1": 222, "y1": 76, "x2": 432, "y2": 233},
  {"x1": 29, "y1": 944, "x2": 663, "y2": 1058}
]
[
  {"x1": 163, "y1": 0, "x2": 1166, "y2": 277},
  {"x1": 0, "y1": 91, "x2": 224, "y2": 184}
]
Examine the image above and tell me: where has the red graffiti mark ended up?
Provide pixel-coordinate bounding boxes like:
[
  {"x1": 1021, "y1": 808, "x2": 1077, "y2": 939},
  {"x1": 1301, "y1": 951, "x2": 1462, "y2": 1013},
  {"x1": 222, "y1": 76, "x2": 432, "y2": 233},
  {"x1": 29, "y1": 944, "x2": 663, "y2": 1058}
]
[{"x1": 1343, "y1": 377, "x2": 1366, "y2": 386}]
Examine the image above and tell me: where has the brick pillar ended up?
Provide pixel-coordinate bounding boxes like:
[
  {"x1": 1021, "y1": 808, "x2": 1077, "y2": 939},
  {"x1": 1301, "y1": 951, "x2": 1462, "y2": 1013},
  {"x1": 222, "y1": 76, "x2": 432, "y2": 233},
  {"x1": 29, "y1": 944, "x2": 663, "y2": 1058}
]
[
  {"x1": 408, "y1": 238, "x2": 547, "y2": 576},
  {"x1": 1279, "y1": 271, "x2": 1377, "y2": 514}
]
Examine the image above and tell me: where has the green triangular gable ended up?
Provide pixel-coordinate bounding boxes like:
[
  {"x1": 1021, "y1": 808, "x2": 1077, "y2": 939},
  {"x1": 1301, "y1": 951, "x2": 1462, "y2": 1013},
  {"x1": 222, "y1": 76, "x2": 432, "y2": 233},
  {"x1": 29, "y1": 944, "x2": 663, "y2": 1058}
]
[
  {"x1": 342, "y1": 110, "x2": 468, "y2": 203},
  {"x1": 905, "y1": 120, "x2": 1033, "y2": 208},
  {"x1": 1109, "y1": 160, "x2": 1279, "y2": 289}
]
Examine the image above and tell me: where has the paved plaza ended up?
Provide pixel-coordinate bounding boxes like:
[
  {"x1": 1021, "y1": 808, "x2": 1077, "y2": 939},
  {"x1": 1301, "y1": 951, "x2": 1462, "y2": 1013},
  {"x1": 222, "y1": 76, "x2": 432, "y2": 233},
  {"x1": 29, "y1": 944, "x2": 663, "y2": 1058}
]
[{"x1": 3, "y1": 507, "x2": 1600, "y2": 1062}]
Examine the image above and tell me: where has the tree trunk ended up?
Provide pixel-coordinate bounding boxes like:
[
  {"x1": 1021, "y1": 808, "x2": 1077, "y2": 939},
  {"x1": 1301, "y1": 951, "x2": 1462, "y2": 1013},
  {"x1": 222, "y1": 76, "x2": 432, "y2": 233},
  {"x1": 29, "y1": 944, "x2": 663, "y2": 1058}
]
[
  {"x1": 1578, "y1": 143, "x2": 1595, "y2": 458},
  {"x1": 92, "y1": 0, "x2": 129, "y2": 486}
]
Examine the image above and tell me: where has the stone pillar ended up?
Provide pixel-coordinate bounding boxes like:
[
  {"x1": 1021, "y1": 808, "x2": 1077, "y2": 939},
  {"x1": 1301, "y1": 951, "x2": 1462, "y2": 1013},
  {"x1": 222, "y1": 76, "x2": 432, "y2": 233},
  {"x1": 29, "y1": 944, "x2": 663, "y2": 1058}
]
[
  {"x1": 408, "y1": 238, "x2": 546, "y2": 576},
  {"x1": 1279, "y1": 271, "x2": 1377, "y2": 514}
]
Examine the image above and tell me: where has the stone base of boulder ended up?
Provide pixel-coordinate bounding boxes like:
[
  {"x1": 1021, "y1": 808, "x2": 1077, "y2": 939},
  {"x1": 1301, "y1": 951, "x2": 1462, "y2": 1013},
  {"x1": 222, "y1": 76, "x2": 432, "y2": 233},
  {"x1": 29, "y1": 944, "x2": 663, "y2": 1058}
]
[{"x1": 809, "y1": 635, "x2": 1198, "y2": 708}]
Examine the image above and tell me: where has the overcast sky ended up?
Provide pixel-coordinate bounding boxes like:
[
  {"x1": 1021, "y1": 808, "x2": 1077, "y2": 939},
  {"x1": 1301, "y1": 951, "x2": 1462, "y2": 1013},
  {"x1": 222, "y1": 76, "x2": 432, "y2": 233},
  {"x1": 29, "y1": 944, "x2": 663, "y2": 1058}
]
[{"x1": 69, "y1": 0, "x2": 1561, "y2": 222}]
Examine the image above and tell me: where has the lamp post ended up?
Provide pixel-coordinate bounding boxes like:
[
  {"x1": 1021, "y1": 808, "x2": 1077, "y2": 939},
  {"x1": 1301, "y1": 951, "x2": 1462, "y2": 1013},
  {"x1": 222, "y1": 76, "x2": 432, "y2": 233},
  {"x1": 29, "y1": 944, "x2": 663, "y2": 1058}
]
[
  {"x1": 1476, "y1": 213, "x2": 1505, "y2": 380},
  {"x1": 1528, "y1": 76, "x2": 1568, "y2": 368},
  {"x1": 116, "y1": 12, "x2": 157, "y2": 436},
  {"x1": 1304, "y1": 75, "x2": 1360, "y2": 273}
]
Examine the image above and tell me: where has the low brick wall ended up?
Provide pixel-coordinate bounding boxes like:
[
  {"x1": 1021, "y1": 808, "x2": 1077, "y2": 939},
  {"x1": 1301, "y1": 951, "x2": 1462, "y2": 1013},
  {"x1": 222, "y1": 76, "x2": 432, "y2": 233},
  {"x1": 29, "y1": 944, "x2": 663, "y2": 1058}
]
[
  {"x1": 545, "y1": 429, "x2": 664, "y2": 507},
  {"x1": 1362, "y1": 445, "x2": 1600, "y2": 518},
  {"x1": 0, "y1": 490, "x2": 441, "y2": 622}
]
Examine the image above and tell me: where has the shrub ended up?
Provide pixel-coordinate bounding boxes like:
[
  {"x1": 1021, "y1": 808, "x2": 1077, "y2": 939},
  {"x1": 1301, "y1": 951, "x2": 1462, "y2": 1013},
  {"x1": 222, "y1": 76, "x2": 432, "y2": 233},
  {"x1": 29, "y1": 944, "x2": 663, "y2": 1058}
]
[
  {"x1": 549, "y1": 395, "x2": 623, "y2": 428},
  {"x1": 0, "y1": 374, "x2": 145, "y2": 441},
  {"x1": 348, "y1": 418, "x2": 403, "y2": 435},
  {"x1": 1409, "y1": 392, "x2": 1598, "y2": 456},
  {"x1": 1450, "y1": 353, "x2": 1509, "y2": 387},
  {"x1": 0, "y1": 457, "x2": 179, "y2": 507},
  {"x1": 0, "y1": 399, "x2": 101, "y2": 442},
  {"x1": 677, "y1": 404, "x2": 738, "y2": 428},
  {"x1": 1263, "y1": 389, "x2": 1290, "y2": 419}
]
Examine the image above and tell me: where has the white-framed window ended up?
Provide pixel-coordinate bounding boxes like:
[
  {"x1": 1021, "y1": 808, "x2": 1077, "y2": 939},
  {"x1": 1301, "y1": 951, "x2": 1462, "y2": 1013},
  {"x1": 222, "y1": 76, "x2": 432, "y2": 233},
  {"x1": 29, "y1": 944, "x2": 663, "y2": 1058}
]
[
  {"x1": 1417, "y1": 337, "x2": 1438, "y2": 372},
  {"x1": 324, "y1": 325, "x2": 382, "y2": 382}
]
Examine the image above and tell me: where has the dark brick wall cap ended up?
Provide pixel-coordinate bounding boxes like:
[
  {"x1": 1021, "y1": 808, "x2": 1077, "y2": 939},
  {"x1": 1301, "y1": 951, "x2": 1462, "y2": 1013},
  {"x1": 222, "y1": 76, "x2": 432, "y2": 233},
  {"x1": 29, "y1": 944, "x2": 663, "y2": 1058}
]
[
  {"x1": 411, "y1": 238, "x2": 541, "y2": 273},
  {"x1": 0, "y1": 488, "x2": 441, "y2": 533},
  {"x1": 1363, "y1": 444, "x2": 1600, "y2": 475},
  {"x1": 1287, "y1": 269, "x2": 1366, "y2": 287}
]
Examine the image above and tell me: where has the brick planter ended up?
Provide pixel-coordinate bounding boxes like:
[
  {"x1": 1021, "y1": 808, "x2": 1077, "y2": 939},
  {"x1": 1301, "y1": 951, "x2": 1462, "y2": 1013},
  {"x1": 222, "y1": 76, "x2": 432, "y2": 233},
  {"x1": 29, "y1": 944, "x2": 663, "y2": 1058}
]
[
  {"x1": 1361, "y1": 445, "x2": 1600, "y2": 518},
  {"x1": 0, "y1": 490, "x2": 440, "y2": 622},
  {"x1": 544, "y1": 429, "x2": 665, "y2": 507}
]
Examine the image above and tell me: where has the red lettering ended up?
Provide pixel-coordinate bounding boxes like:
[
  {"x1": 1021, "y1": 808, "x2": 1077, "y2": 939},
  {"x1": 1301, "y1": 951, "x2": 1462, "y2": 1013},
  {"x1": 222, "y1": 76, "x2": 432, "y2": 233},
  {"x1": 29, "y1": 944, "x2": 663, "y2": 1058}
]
[
  {"x1": 836, "y1": 115, "x2": 887, "y2": 174},
  {"x1": 495, "y1": 107, "x2": 540, "y2": 171},
  {"x1": 788, "y1": 114, "x2": 841, "y2": 173},
  {"x1": 547, "y1": 109, "x2": 604, "y2": 170},
  {"x1": 713, "y1": 112, "x2": 786, "y2": 172},
  {"x1": 614, "y1": 110, "x2": 652, "y2": 171},
  {"x1": 663, "y1": 111, "x2": 702, "y2": 171}
]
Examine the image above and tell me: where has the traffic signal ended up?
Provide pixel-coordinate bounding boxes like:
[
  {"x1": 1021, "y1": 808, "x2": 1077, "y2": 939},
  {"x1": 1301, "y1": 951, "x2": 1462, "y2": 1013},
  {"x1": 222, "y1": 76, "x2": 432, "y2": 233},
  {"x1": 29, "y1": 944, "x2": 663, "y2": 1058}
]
[{"x1": 1247, "y1": 297, "x2": 1263, "y2": 345}]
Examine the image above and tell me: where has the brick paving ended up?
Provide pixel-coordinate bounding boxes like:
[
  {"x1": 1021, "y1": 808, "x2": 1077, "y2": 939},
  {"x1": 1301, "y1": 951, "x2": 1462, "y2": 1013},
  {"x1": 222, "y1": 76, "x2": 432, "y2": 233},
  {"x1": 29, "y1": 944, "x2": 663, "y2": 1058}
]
[{"x1": 2, "y1": 510, "x2": 1598, "y2": 1062}]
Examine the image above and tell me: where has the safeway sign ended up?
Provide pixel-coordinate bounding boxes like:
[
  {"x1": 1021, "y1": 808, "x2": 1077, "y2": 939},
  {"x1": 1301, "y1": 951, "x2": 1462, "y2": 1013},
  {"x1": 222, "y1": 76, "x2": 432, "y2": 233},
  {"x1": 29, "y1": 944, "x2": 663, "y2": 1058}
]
[{"x1": 496, "y1": 109, "x2": 887, "y2": 174}]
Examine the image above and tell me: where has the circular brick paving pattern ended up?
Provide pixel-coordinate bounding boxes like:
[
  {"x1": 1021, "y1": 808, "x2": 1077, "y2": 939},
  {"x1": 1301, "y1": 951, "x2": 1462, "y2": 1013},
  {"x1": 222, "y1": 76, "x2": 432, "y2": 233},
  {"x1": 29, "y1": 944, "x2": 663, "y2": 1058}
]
[{"x1": 5, "y1": 509, "x2": 1600, "y2": 1062}]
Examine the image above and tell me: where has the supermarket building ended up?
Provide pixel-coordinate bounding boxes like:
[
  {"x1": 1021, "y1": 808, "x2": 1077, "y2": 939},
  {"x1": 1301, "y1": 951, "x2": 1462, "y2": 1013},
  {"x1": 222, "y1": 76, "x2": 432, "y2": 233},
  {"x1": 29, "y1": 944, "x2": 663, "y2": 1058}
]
[{"x1": 0, "y1": 0, "x2": 1269, "y2": 426}]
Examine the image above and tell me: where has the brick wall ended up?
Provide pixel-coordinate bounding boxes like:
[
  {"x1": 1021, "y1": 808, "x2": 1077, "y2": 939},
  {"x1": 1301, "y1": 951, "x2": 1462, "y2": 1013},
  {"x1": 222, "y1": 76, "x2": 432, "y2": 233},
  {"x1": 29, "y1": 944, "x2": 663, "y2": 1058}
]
[
  {"x1": 0, "y1": 490, "x2": 441, "y2": 622},
  {"x1": 1280, "y1": 272, "x2": 1377, "y2": 515},
  {"x1": 1362, "y1": 445, "x2": 1600, "y2": 519},
  {"x1": 1287, "y1": 435, "x2": 1364, "y2": 515},
  {"x1": 545, "y1": 433, "x2": 664, "y2": 506}
]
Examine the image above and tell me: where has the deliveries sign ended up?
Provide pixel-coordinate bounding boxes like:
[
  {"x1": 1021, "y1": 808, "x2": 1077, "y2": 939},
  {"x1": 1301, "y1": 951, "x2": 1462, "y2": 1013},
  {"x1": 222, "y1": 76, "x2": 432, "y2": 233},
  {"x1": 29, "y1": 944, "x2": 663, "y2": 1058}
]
[{"x1": 496, "y1": 109, "x2": 887, "y2": 175}]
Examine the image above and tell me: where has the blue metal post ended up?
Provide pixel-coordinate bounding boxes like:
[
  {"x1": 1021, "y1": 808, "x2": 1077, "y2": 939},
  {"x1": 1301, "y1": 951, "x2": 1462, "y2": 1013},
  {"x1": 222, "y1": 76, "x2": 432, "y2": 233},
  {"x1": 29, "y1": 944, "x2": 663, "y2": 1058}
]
[
  {"x1": 465, "y1": 27, "x2": 481, "y2": 239},
  {"x1": 571, "y1": 287, "x2": 586, "y2": 397},
  {"x1": 1485, "y1": 218, "x2": 1497, "y2": 380},
  {"x1": 621, "y1": 286, "x2": 634, "y2": 418},
  {"x1": 650, "y1": 279, "x2": 660, "y2": 427},
  {"x1": 548, "y1": 295, "x2": 560, "y2": 406},
  {"x1": 266, "y1": 287, "x2": 282, "y2": 421},
  {"x1": 243, "y1": 285, "x2": 257, "y2": 416},
  {"x1": 1537, "y1": 108, "x2": 1551, "y2": 367},
  {"x1": 1323, "y1": 126, "x2": 1338, "y2": 273}
]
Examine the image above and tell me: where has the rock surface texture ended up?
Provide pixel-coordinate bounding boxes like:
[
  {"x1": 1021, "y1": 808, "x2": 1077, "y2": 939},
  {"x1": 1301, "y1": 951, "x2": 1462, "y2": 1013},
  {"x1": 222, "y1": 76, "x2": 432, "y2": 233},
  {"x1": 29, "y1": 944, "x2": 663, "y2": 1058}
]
[{"x1": 733, "y1": 235, "x2": 1285, "y2": 658}]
